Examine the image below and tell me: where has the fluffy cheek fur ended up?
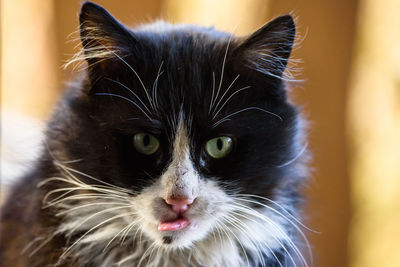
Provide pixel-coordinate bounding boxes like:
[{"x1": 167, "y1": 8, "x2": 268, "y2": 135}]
[
  {"x1": 133, "y1": 177, "x2": 231, "y2": 248},
  {"x1": 44, "y1": 160, "x2": 295, "y2": 266}
]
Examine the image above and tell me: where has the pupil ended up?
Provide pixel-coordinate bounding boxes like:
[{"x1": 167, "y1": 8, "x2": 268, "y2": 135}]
[
  {"x1": 216, "y1": 138, "x2": 223, "y2": 150},
  {"x1": 143, "y1": 135, "x2": 150, "y2": 146}
]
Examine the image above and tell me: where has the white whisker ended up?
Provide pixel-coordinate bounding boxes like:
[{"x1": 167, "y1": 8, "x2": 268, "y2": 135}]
[
  {"x1": 234, "y1": 194, "x2": 317, "y2": 233},
  {"x1": 56, "y1": 202, "x2": 128, "y2": 216},
  {"x1": 96, "y1": 93, "x2": 152, "y2": 120},
  {"x1": 28, "y1": 234, "x2": 55, "y2": 258},
  {"x1": 230, "y1": 202, "x2": 308, "y2": 267},
  {"x1": 103, "y1": 219, "x2": 138, "y2": 252},
  {"x1": 137, "y1": 241, "x2": 157, "y2": 267},
  {"x1": 212, "y1": 86, "x2": 251, "y2": 120},
  {"x1": 216, "y1": 219, "x2": 250, "y2": 267},
  {"x1": 222, "y1": 215, "x2": 266, "y2": 267},
  {"x1": 210, "y1": 36, "x2": 233, "y2": 113},
  {"x1": 59, "y1": 211, "x2": 136, "y2": 261},
  {"x1": 43, "y1": 194, "x2": 127, "y2": 209},
  {"x1": 21, "y1": 236, "x2": 45, "y2": 255},
  {"x1": 153, "y1": 61, "x2": 164, "y2": 111},
  {"x1": 42, "y1": 188, "x2": 75, "y2": 205},
  {"x1": 211, "y1": 74, "x2": 240, "y2": 116},
  {"x1": 213, "y1": 106, "x2": 283, "y2": 128},
  {"x1": 108, "y1": 50, "x2": 155, "y2": 111},
  {"x1": 234, "y1": 195, "x2": 315, "y2": 266},
  {"x1": 104, "y1": 77, "x2": 152, "y2": 114},
  {"x1": 228, "y1": 209, "x2": 295, "y2": 267},
  {"x1": 208, "y1": 72, "x2": 216, "y2": 115},
  {"x1": 67, "y1": 205, "x2": 133, "y2": 234},
  {"x1": 276, "y1": 142, "x2": 308, "y2": 168},
  {"x1": 55, "y1": 162, "x2": 135, "y2": 194}
]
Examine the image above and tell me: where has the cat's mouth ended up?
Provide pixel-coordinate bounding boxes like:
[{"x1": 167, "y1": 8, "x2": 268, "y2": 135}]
[{"x1": 158, "y1": 216, "x2": 190, "y2": 231}]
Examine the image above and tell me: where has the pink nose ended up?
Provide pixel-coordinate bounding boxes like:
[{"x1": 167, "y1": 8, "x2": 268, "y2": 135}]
[{"x1": 165, "y1": 197, "x2": 194, "y2": 214}]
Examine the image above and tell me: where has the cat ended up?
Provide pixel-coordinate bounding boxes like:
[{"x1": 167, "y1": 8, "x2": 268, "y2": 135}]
[{"x1": 0, "y1": 1, "x2": 310, "y2": 266}]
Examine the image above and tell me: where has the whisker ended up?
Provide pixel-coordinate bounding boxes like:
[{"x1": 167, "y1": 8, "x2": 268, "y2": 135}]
[
  {"x1": 96, "y1": 93, "x2": 152, "y2": 120},
  {"x1": 222, "y1": 215, "x2": 267, "y2": 267},
  {"x1": 214, "y1": 222, "x2": 237, "y2": 260},
  {"x1": 212, "y1": 223, "x2": 224, "y2": 251},
  {"x1": 56, "y1": 202, "x2": 128, "y2": 216},
  {"x1": 230, "y1": 202, "x2": 308, "y2": 267},
  {"x1": 146, "y1": 241, "x2": 159, "y2": 267},
  {"x1": 234, "y1": 195, "x2": 315, "y2": 265},
  {"x1": 42, "y1": 188, "x2": 75, "y2": 205},
  {"x1": 28, "y1": 234, "x2": 55, "y2": 258},
  {"x1": 54, "y1": 161, "x2": 135, "y2": 194},
  {"x1": 230, "y1": 214, "x2": 285, "y2": 267},
  {"x1": 226, "y1": 202, "x2": 293, "y2": 265},
  {"x1": 210, "y1": 36, "x2": 233, "y2": 113},
  {"x1": 104, "y1": 77, "x2": 152, "y2": 114},
  {"x1": 103, "y1": 219, "x2": 138, "y2": 252},
  {"x1": 128, "y1": 224, "x2": 143, "y2": 246},
  {"x1": 212, "y1": 86, "x2": 251, "y2": 120},
  {"x1": 120, "y1": 220, "x2": 141, "y2": 245},
  {"x1": 108, "y1": 49, "x2": 155, "y2": 111},
  {"x1": 67, "y1": 205, "x2": 133, "y2": 233},
  {"x1": 211, "y1": 74, "x2": 240, "y2": 116},
  {"x1": 44, "y1": 194, "x2": 128, "y2": 209},
  {"x1": 21, "y1": 236, "x2": 45, "y2": 255},
  {"x1": 228, "y1": 210, "x2": 293, "y2": 267},
  {"x1": 39, "y1": 176, "x2": 130, "y2": 198},
  {"x1": 59, "y1": 211, "x2": 136, "y2": 261},
  {"x1": 213, "y1": 106, "x2": 283, "y2": 128},
  {"x1": 276, "y1": 142, "x2": 308, "y2": 168},
  {"x1": 42, "y1": 186, "x2": 127, "y2": 205},
  {"x1": 38, "y1": 176, "x2": 80, "y2": 188},
  {"x1": 208, "y1": 72, "x2": 216, "y2": 115},
  {"x1": 234, "y1": 194, "x2": 317, "y2": 233},
  {"x1": 137, "y1": 241, "x2": 157, "y2": 267},
  {"x1": 216, "y1": 219, "x2": 250, "y2": 267},
  {"x1": 152, "y1": 61, "x2": 164, "y2": 112}
]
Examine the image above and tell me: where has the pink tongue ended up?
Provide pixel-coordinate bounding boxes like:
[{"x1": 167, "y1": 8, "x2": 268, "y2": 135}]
[{"x1": 158, "y1": 218, "x2": 190, "y2": 231}]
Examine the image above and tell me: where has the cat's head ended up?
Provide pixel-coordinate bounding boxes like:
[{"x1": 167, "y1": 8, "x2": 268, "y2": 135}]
[{"x1": 45, "y1": 2, "x2": 307, "y2": 261}]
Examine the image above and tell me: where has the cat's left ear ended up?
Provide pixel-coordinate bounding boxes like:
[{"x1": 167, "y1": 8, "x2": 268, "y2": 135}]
[
  {"x1": 79, "y1": 1, "x2": 136, "y2": 71},
  {"x1": 234, "y1": 15, "x2": 296, "y2": 80}
]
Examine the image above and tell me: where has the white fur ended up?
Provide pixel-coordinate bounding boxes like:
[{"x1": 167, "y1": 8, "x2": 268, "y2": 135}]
[{"x1": 38, "y1": 120, "x2": 304, "y2": 266}]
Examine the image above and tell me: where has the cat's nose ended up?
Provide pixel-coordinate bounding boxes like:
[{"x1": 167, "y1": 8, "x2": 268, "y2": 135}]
[{"x1": 165, "y1": 197, "x2": 195, "y2": 214}]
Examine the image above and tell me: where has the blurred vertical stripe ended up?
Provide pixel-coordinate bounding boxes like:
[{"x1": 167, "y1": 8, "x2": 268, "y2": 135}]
[
  {"x1": 1, "y1": 0, "x2": 59, "y2": 119},
  {"x1": 347, "y1": 0, "x2": 400, "y2": 266}
]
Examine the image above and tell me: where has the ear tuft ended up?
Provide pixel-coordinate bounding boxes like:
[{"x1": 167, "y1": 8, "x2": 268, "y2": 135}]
[
  {"x1": 78, "y1": 1, "x2": 136, "y2": 67},
  {"x1": 236, "y1": 15, "x2": 296, "y2": 80}
]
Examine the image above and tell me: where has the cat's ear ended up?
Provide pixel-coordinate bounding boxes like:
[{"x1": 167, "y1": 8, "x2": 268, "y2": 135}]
[
  {"x1": 234, "y1": 15, "x2": 296, "y2": 80},
  {"x1": 79, "y1": 1, "x2": 136, "y2": 70}
]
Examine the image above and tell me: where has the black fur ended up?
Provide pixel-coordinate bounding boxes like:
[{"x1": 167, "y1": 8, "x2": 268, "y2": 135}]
[{"x1": 0, "y1": 2, "x2": 308, "y2": 266}]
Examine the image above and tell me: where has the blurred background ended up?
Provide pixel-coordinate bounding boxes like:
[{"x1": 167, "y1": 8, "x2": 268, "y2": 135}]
[{"x1": 1, "y1": 0, "x2": 400, "y2": 266}]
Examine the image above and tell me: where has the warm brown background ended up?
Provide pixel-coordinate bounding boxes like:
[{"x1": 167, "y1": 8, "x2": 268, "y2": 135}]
[{"x1": 2, "y1": 1, "x2": 400, "y2": 267}]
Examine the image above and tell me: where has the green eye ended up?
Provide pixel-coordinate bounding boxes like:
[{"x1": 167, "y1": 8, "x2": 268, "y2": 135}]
[
  {"x1": 133, "y1": 133, "x2": 160, "y2": 155},
  {"x1": 205, "y1": 136, "x2": 233, "y2": 159}
]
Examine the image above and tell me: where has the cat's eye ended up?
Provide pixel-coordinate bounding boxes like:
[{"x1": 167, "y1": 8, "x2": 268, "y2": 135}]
[
  {"x1": 133, "y1": 133, "x2": 160, "y2": 155},
  {"x1": 205, "y1": 136, "x2": 233, "y2": 159}
]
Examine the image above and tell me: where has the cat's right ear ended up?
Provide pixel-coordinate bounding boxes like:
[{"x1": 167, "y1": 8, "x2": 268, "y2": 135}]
[
  {"x1": 79, "y1": 1, "x2": 136, "y2": 72},
  {"x1": 233, "y1": 15, "x2": 296, "y2": 81}
]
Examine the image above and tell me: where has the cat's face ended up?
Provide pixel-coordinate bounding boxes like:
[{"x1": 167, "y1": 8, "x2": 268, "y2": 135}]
[{"x1": 46, "y1": 2, "x2": 305, "y2": 256}]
